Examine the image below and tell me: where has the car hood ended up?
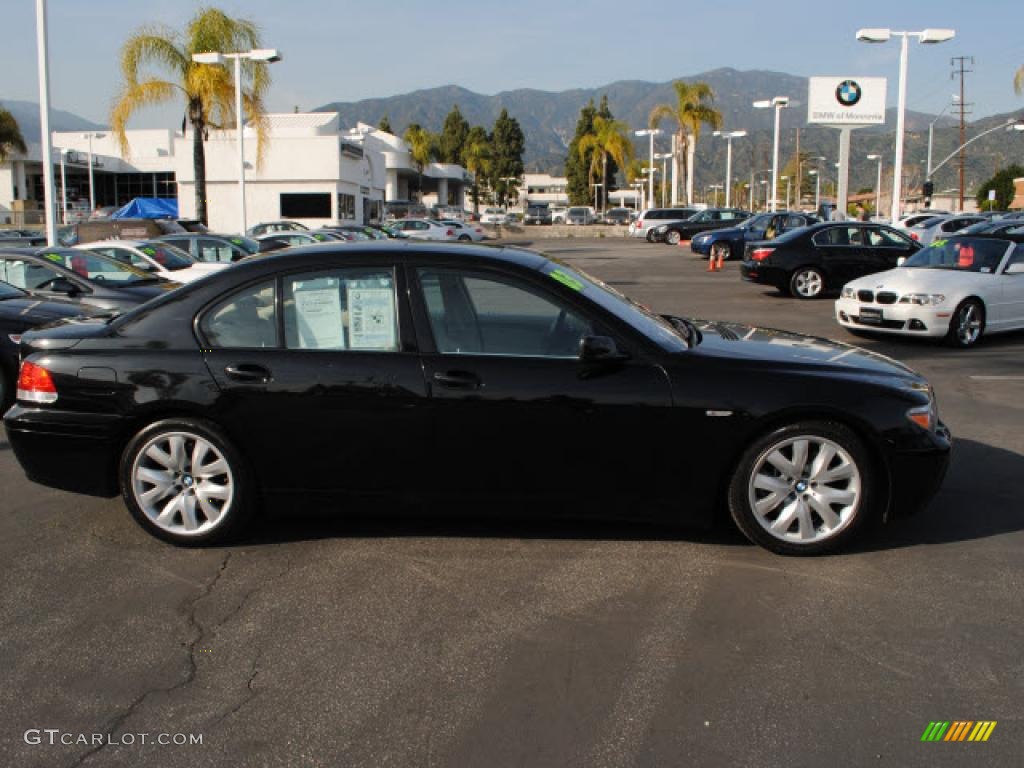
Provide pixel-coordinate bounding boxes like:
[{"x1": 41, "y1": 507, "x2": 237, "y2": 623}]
[
  {"x1": 844, "y1": 267, "x2": 991, "y2": 293},
  {"x1": 681, "y1": 317, "x2": 920, "y2": 380},
  {"x1": 695, "y1": 226, "x2": 744, "y2": 241},
  {"x1": 0, "y1": 295, "x2": 98, "y2": 324}
]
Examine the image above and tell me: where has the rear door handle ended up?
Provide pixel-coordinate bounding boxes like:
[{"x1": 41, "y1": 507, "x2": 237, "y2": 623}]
[
  {"x1": 433, "y1": 371, "x2": 481, "y2": 390},
  {"x1": 224, "y1": 363, "x2": 272, "y2": 383}
]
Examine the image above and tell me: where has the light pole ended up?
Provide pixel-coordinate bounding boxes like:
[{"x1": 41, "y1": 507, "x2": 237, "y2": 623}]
[
  {"x1": 809, "y1": 170, "x2": 821, "y2": 213},
  {"x1": 929, "y1": 119, "x2": 1024, "y2": 179},
  {"x1": 634, "y1": 128, "x2": 662, "y2": 209},
  {"x1": 712, "y1": 130, "x2": 746, "y2": 208},
  {"x1": 780, "y1": 176, "x2": 791, "y2": 210},
  {"x1": 857, "y1": 27, "x2": 956, "y2": 223},
  {"x1": 35, "y1": 0, "x2": 58, "y2": 245},
  {"x1": 83, "y1": 131, "x2": 105, "y2": 213},
  {"x1": 192, "y1": 48, "x2": 282, "y2": 233},
  {"x1": 654, "y1": 152, "x2": 673, "y2": 207},
  {"x1": 926, "y1": 96, "x2": 957, "y2": 182},
  {"x1": 590, "y1": 182, "x2": 604, "y2": 213},
  {"x1": 753, "y1": 97, "x2": 790, "y2": 212},
  {"x1": 742, "y1": 183, "x2": 751, "y2": 209},
  {"x1": 58, "y1": 148, "x2": 68, "y2": 225},
  {"x1": 867, "y1": 154, "x2": 884, "y2": 220},
  {"x1": 709, "y1": 183, "x2": 723, "y2": 206}
]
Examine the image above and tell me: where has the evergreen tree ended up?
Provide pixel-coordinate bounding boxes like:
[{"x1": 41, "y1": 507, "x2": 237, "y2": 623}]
[
  {"x1": 490, "y1": 109, "x2": 525, "y2": 207},
  {"x1": 439, "y1": 105, "x2": 470, "y2": 164},
  {"x1": 0, "y1": 105, "x2": 27, "y2": 163},
  {"x1": 566, "y1": 100, "x2": 597, "y2": 205},
  {"x1": 378, "y1": 114, "x2": 393, "y2": 134}
]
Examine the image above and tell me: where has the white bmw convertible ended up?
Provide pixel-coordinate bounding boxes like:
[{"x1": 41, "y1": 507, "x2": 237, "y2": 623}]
[{"x1": 835, "y1": 234, "x2": 1024, "y2": 348}]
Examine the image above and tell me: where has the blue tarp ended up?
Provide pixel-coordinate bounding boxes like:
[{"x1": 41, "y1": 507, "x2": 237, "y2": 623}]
[{"x1": 111, "y1": 198, "x2": 179, "y2": 219}]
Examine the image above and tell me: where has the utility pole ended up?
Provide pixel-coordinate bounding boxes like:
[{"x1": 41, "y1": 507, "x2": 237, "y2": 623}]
[
  {"x1": 951, "y1": 55, "x2": 973, "y2": 212},
  {"x1": 795, "y1": 128, "x2": 801, "y2": 209}
]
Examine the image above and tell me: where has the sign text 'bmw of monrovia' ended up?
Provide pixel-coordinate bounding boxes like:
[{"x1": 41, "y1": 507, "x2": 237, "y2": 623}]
[{"x1": 807, "y1": 76, "x2": 887, "y2": 126}]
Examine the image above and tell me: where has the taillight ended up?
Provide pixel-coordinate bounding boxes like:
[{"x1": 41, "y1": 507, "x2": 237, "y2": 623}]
[
  {"x1": 637, "y1": 220, "x2": 643, "y2": 228},
  {"x1": 751, "y1": 247, "x2": 775, "y2": 262},
  {"x1": 910, "y1": 232, "x2": 919, "y2": 241},
  {"x1": 8, "y1": 334, "x2": 21, "y2": 344},
  {"x1": 447, "y1": 229, "x2": 454, "y2": 236},
  {"x1": 17, "y1": 360, "x2": 58, "y2": 404}
]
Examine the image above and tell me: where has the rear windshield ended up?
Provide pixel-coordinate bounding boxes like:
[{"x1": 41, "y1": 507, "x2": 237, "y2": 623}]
[
  {"x1": 138, "y1": 241, "x2": 195, "y2": 270},
  {"x1": 902, "y1": 237, "x2": 1011, "y2": 273}
]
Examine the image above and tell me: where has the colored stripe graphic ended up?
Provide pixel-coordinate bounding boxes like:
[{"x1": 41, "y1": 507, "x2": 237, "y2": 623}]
[{"x1": 922, "y1": 721, "x2": 996, "y2": 742}]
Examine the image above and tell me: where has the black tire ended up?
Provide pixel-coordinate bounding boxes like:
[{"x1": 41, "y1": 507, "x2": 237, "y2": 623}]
[
  {"x1": 710, "y1": 242, "x2": 732, "y2": 262},
  {"x1": 0, "y1": 365, "x2": 11, "y2": 412},
  {"x1": 458, "y1": 234, "x2": 471, "y2": 242},
  {"x1": 120, "y1": 418, "x2": 252, "y2": 546},
  {"x1": 945, "y1": 298, "x2": 985, "y2": 348},
  {"x1": 789, "y1": 267, "x2": 825, "y2": 299},
  {"x1": 646, "y1": 230, "x2": 656, "y2": 242},
  {"x1": 728, "y1": 421, "x2": 877, "y2": 556},
  {"x1": 665, "y1": 230, "x2": 681, "y2": 245}
]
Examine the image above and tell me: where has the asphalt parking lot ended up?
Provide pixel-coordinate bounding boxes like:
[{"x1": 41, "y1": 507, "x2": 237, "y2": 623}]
[{"x1": 2, "y1": 237, "x2": 1022, "y2": 768}]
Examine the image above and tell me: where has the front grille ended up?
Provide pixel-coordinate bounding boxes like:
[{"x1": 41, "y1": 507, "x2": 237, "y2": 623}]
[
  {"x1": 858, "y1": 289, "x2": 875, "y2": 303},
  {"x1": 853, "y1": 316, "x2": 905, "y2": 330},
  {"x1": 877, "y1": 292, "x2": 898, "y2": 305}
]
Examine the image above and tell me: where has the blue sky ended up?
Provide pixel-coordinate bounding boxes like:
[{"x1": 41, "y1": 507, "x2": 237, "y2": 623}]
[{"x1": 3, "y1": 0, "x2": 1022, "y2": 128}]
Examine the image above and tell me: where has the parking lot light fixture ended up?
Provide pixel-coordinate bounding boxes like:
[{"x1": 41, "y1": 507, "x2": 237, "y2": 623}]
[
  {"x1": 753, "y1": 97, "x2": 789, "y2": 212},
  {"x1": 634, "y1": 128, "x2": 662, "y2": 208},
  {"x1": 712, "y1": 130, "x2": 746, "y2": 207},
  {"x1": 654, "y1": 152, "x2": 674, "y2": 208},
  {"x1": 780, "y1": 175, "x2": 791, "y2": 210},
  {"x1": 191, "y1": 48, "x2": 282, "y2": 233},
  {"x1": 809, "y1": 169, "x2": 821, "y2": 213},
  {"x1": 82, "y1": 131, "x2": 105, "y2": 214},
  {"x1": 857, "y1": 27, "x2": 955, "y2": 222},
  {"x1": 866, "y1": 154, "x2": 883, "y2": 220}
]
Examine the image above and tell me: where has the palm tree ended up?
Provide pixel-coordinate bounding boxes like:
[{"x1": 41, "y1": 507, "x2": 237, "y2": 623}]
[
  {"x1": 403, "y1": 124, "x2": 436, "y2": 203},
  {"x1": 649, "y1": 81, "x2": 722, "y2": 206},
  {"x1": 1016, "y1": 65, "x2": 1024, "y2": 94},
  {"x1": 578, "y1": 116, "x2": 634, "y2": 212},
  {"x1": 110, "y1": 8, "x2": 272, "y2": 226},
  {"x1": 0, "y1": 106, "x2": 27, "y2": 163},
  {"x1": 461, "y1": 129, "x2": 492, "y2": 213}
]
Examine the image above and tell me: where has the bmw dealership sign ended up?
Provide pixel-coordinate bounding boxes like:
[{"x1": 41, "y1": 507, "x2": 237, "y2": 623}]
[{"x1": 807, "y1": 76, "x2": 887, "y2": 125}]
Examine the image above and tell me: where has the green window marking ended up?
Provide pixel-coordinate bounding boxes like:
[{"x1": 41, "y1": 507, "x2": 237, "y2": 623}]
[
  {"x1": 549, "y1": 269, "x2": 583, "y2": 292},
  {"x1": 141, "y1": 247, "x2": 156, "y2": 255},
  {"x1": 44, "y1": 253, "x2": 64, "y2": 264},
  {"x1": 932, "y1": 239, "x2": 948, "y2": 248},
  {"x1": 230, "y1": 238, "x2": 243, "y2": 245}
]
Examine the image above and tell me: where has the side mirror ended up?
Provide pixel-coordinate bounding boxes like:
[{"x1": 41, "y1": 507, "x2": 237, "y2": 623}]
[
  {"x1": 897, "y1": 256, "x2": 907, "y2": 266},
  {"x1": 1005, "y1": 263, "x2": 1024, "y2": 275},
  {"x1": 47, "y1": 277, "x2": 79, "y2": 295},
  {"x1": 579, "y1": 335, "x2": 627, "y2": 362}
]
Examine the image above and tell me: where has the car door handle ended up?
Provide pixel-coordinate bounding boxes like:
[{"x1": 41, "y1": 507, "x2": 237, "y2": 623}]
[
  {"x1": 224, "y1": 364, "x2": 272, "y2": 383},
  {"x1": 433, "y1": 371, "x2": 481, "y2": 390}
]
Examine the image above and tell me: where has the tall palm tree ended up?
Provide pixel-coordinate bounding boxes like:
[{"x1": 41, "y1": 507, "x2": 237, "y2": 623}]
[
  {"x1": 0, "y1": 106, "x2": 27, "y2": 163},
  {"x1": 649, "y1": 81, "x2": 722, "y2": 206},
  {"x1": 110, "y1": 8, "x2": 272, "y2": 226},
  {"x1": 461, "y1": 131, "x2": 492, "y2": 213},
  {"x1": 578, "y1": 116, "x2": 634, "y2": 212},
  {"x1": 1016, "y1": 65, "x2": 1024, "y2": 94},
  {"x1": 403, "y1": 124, "x2": 436, "y2": 203}
]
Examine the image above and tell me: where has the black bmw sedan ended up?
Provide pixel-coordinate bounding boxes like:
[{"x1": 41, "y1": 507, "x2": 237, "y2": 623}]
[
  {"x1": 0, "y1": 279, "x2": 98, "y2": 407},
  {"x1": 650, "y1": 208, "x2": 750, "y2": 244},
  {"x1": 740, "y1": 222, "x2": 921, "y2": 299},
  {"x1": 4, "y1": 242, "x2": 950, "y2": 555}
]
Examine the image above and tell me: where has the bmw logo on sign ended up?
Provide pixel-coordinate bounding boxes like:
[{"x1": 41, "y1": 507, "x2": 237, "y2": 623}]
[{"x1": 836, "y1": 80, "x2": 862, "y2": 107}]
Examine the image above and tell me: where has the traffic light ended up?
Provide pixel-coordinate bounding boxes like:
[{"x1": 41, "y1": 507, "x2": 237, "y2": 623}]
[{"x1": 922, "y1": 180, "x2": 934, "y2": 199}]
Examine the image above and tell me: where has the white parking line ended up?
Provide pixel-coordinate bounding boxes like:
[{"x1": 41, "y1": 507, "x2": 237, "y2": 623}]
[{"x1": 969, "y1": 376, "x2": 1024, "y2": 381}]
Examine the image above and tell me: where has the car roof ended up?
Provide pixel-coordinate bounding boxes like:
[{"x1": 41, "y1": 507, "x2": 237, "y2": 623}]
[
  {"x1": 78, "y1": 239, "x2": 147, "y2": 248},
  {"x1": 947, "y1": 231, "x2": 1024, "y2": 244}
]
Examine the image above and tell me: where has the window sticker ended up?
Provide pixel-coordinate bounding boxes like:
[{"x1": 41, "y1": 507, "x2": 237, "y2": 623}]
[
  {"x1": 230, "y1": 238, "x2": 244, "y2": 245},
  {"x1": 348, "y1": 286, "x2": 396, "y2": 349},
  {"x1": 549, "y1": 269, "x2": 584, "y2": 292},
  {"x1": 44, "y1": 252, "x2": 64, "y2": 264},
  {"x1": 141, "y1": 247, "x2": 156, "y2": 256},
  {"x1": 932, "y1": 239, "x2": 948, "y2": 248},
  {"x1": 293, "y1": 278, "x2": 345, "y2": 349}
]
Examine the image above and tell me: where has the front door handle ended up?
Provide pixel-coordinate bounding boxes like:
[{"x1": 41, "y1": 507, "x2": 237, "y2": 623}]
[
  {"x1": 433, "y1": 371, "x2": 481, "y2": 390},
  {"x1": 224, "y1": 363, "x2": 272, "y2": 383}
]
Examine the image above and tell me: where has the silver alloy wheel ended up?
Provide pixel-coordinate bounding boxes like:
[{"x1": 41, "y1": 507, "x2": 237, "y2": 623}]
[
  {"x1": 130, "y1": 431, "x2": 234, "y2": 536},
  {"x1": 956, "y1": 303, "x2": 982, "y2": 346},
  {"x1": 666, "y1": 230, "x2": 681, "y2": 244},
  {"x1": 794, "y1": 269, "x2": 823, "y2": 297},
  {"x1": 747, "y1": 436, "x2": 861, "y2": 545}
]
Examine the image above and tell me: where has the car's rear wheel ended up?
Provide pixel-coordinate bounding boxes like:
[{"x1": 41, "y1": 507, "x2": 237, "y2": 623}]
[
  {"x1": 946, "y1": 299, "x2": 985, "y2": 348},
  {"x1": 458, "y1": 234, "x2": 471, "y2": 242},
  {"x1": 711, "y1": 242, "x2": 732, "y2": 262},
  {"x1": 646, "y1": 230, "x2": 657, "y2": 242},
  {"x1": 728, "y1": 421, "x2": 875, "y2": 555},
  {"x1": 665, "y1": 230, "x2": 681, "y2": 245},
  {"x1": 790, "y1": 267, "x2": 825, "y2": 299},
  {"x1": 120, "y1": 418, "x2": 251, "y2": 546}
]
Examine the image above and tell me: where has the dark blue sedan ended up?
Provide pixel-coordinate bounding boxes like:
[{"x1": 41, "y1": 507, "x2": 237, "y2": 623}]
[{"x1": 690, "y1": 211, "x2": 818, "y2": 261}]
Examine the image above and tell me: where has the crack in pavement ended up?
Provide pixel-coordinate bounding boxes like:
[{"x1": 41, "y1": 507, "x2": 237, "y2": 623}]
[{"x1": 64, "y1": 552, "x2": 232, "y2": 768}]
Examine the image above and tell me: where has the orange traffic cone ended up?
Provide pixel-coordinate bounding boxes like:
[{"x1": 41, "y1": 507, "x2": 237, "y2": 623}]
[
  {"x1": 715, "y1": 253, "x2": 725, "y2": 271},
  {"x1": 706, "y1": 256, "x2": 716, "y2": 272}
]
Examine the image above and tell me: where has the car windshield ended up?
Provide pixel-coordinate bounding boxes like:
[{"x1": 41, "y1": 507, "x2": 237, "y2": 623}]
[
  {"x1": 225, "y1": 236, "x2": 260, "y2": 254},
  {"x1": 540, "y1": 259, "x2": 690, "y2": 353},
  {"x1": 0, "y1": 279, "x2": 26, "y2": 299},
  {"x1": 740, "y1": 213, "x2": 775, "y2": 231},
  {"x1": 38, "y1": 249, "x2": 157, "y2": 285},
  {"x1": 137, "y1": 241, "x2": 195, "y2": 270},
  {"x1": 901, "y1": 237, "x2": 1011, "y2": 273}
]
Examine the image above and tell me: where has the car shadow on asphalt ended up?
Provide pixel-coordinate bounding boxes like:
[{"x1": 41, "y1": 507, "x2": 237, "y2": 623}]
[{"x1": 236, "y1": 438, "x2": 1021, "y2": 554}]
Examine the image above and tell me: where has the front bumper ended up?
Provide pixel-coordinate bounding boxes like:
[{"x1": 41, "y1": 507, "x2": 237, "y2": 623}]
[
  {"x1": 835, "y1": 297, "x2": 951, "y2": 337},
  {"x1": 690, "y1": 237, "x2": 713, "y2": 255},
  {"x1": 885, "y1": 421, "x2": 952, "y2": 518},
  {"x1": 4, "y1": 404, "x2": 124, "y2": 497}
]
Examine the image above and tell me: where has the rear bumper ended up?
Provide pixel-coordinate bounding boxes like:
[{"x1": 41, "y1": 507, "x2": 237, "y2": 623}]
[
  {"x1": 739, "y1": 261, "x2": 787, "y2": 288},
  {"x1": 3, "y1": 405, "x2": 124, "y2": 497},
  {"x1": 885, "y1": 421, "x2": 952, "y2": 518}
]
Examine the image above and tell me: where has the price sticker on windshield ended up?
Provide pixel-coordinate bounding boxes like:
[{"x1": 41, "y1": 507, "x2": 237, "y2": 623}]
[
  {"x1": 932, "y1": 239, "x2": 948, "y2": 248},
  {"x1": 549, "y1": 269, "x2": 583, "y2": 292},
  {"x1": 44, "y1": 252, "x2": 64, "y2": 264}
]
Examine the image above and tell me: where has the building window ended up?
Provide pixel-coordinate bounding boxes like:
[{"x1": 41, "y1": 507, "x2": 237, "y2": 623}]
[
  {"x1": 363, "y1": 198, "x2": 382, "y2": 224},
  {"x1": 337, "y1": 193, "x2": 356, "y2": 221},
  {"x1": 280, "y1": 193, "x2": 331, "y2": 219}
]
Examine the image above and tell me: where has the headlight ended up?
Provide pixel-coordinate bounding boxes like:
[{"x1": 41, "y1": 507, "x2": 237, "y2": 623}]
[
  {"x1": 655, "y1": 225, "x2": 667, "y2": 233},
  {"x1": 841, "y1": 286, "x2": 855, "y2": 299},
  {"x1": 898, "y1": 293, "x2": 945, "y2": 306},
  {"x1": 906, "y1": 385, "x2": 938, "y2": 431}
]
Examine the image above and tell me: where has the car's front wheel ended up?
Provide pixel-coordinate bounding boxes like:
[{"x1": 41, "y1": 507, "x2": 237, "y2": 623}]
[
  {"x1": 665, "y1": 230, "x2": 681, "y2": 245},
  {"x1": 120, "y1": 418, "x2": 252, "y2": 546},
  {"x1": 710, "y1": 242, "x2": 732, "y2": 262},
  {"x1": 946, "y1": 299, "x2": 985, "y2": 348},
  {"x1": 458, "y1": 234, "x2": 471, "y2": 242},
  {"x1": 728, "y1": 421, "x2": 875, "y2": 555},
  {"x1": 790, "y1": 267, "x2": 825, "y2": 299}
]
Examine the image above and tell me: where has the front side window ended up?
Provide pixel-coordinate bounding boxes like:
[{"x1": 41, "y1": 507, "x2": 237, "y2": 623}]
[
  {"x1": 200, "y1": 280, "x2": 278, "y2": 349},
  {"x1": 283, "y1": 269, "x2": 398, "y2": 351},
  {"x1": 0, "y1": 259, "x2": 63, "y2": 291},
  {"x1": 418, "y1": 269, "x2": 593, "y2": 358}
]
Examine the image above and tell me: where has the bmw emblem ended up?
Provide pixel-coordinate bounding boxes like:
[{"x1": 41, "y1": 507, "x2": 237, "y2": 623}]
[{"x1": 836, "y1": 80, "x2": 862, "y2": 107}]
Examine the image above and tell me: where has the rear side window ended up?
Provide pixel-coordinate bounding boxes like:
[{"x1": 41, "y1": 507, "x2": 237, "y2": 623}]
[
  {"x1": 201, "y1": 280, "x2": 278, "y2": 349},
  {"x1": 282, "y1": 269, "x2": 398, "y2": 351}
]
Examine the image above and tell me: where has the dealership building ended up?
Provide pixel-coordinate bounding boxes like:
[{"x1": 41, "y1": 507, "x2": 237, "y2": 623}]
[{"x1": 0, "y1": 113, "x2": 473, "y2": 231}]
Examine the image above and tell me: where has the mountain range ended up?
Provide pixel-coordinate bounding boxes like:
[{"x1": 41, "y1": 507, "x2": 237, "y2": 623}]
[
  {"x1": 0, "y1": 99, "x2": 103, "y2": 146},
  {"x1": 316, "y1": 67, "x2": 1023, "y2": 198}
]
